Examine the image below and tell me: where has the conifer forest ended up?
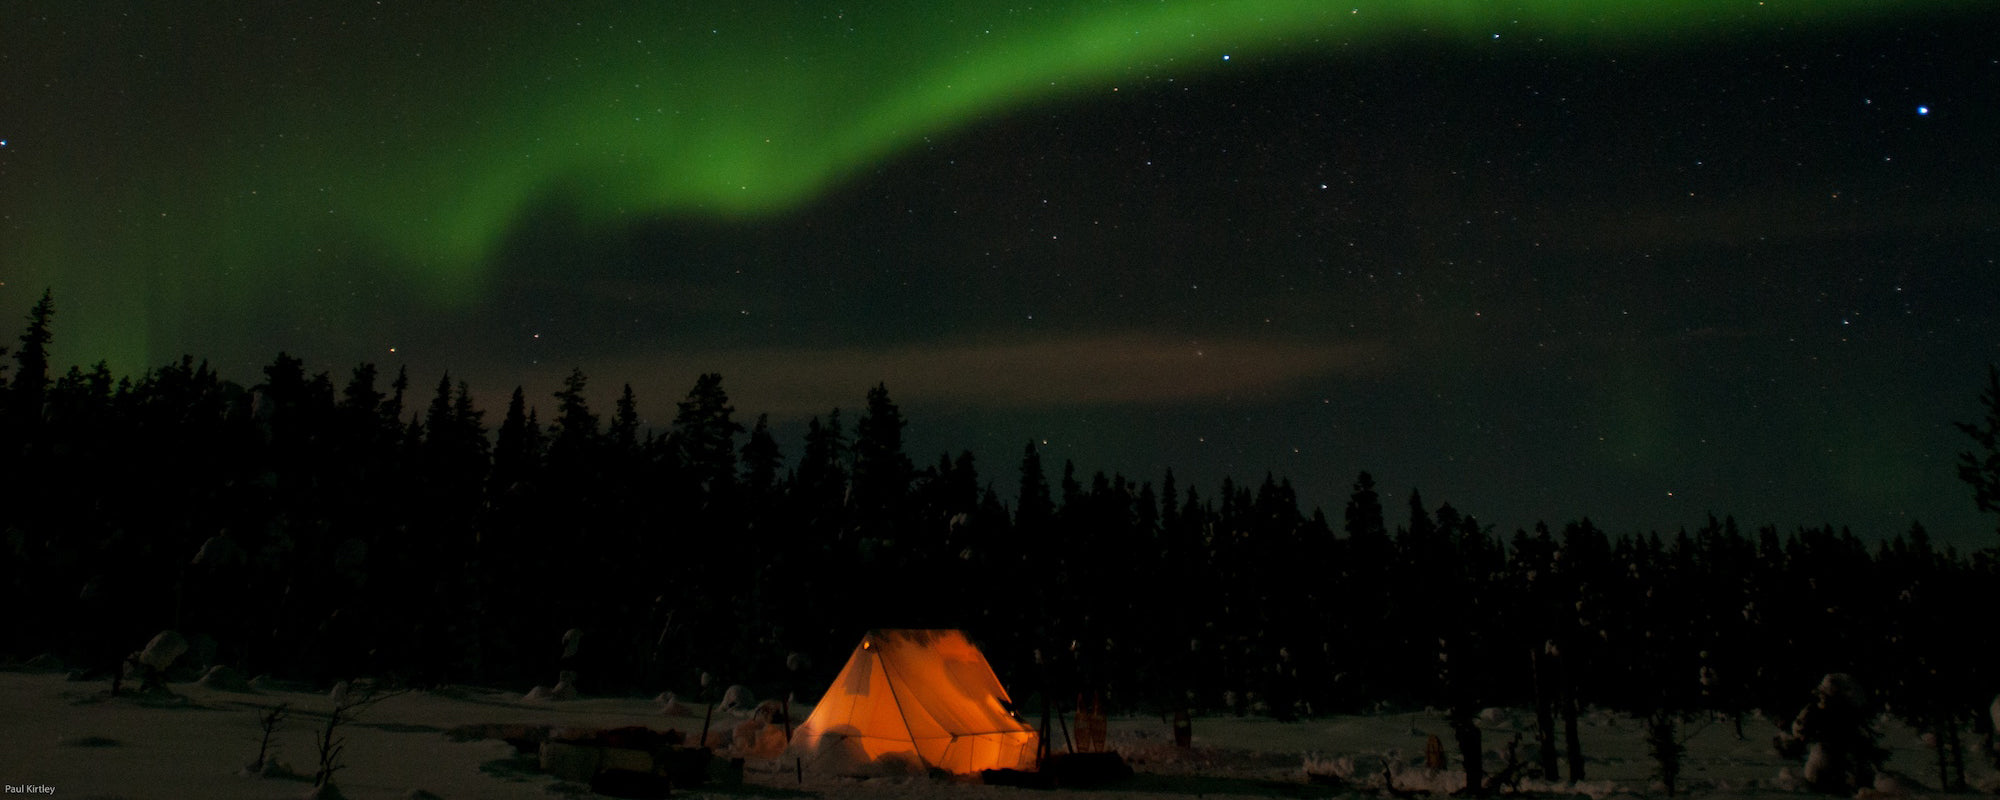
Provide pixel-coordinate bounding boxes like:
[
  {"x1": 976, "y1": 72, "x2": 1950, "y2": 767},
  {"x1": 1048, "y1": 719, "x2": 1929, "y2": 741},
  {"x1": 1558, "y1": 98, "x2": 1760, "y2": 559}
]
[{"x1": 3, "y1": 292, "x2": 1996, "y2": 753}]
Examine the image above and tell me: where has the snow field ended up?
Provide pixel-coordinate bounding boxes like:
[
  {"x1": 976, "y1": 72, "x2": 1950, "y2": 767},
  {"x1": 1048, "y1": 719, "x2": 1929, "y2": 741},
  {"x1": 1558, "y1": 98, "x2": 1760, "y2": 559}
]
[{"x1": 3, "y1": 671, "x2": 1992, "y2": 800}]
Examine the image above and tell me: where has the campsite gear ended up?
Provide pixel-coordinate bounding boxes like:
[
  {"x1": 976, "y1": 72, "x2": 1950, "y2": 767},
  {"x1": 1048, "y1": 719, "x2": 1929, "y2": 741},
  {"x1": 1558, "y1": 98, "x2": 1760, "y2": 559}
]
[
  {"x1": 792, "y1": 629, "x2": 1040, "y2": 775},
  {"x1": 1074, "y1": 694, "x2": 1107, "y2": 753}
]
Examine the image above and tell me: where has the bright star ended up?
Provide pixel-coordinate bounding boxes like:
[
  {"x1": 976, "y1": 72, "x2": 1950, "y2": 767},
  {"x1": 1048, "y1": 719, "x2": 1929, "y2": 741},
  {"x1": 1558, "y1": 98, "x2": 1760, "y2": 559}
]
[{"x1": 1916, "y1": 105, "x2": 1929, "y2": 115}]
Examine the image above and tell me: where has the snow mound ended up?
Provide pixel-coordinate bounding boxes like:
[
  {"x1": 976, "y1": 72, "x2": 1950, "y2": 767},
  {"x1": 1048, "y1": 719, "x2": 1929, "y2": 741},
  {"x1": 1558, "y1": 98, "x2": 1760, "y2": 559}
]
[
  {"x1": 1774, "y1": 766, "x2": 1804, "y2": 792},
  {"x1": 198, "y1": 665, "x2": 252, "y2": 692},
  {"x1": 719, "y1": 684, "x2": 755, "y2": 713},
  {"x1": 191, "y1": 533, "x2": 243, "y2": 567},
  {"x1": 1861, "y1": 772, "x2": 1912, "y2": 798},
  {"x1": 791, "y1": 725, "x2": 925, "y2": 777},
  {"x1": 750, "y1": 699, "x2": 787, "y2": 723},
  {"x1": 249, "y1": 674, "x2": 311, "y2": 692},
  {"x1": 524, "y1": 680, "x2": 578, "y2": 701},
  {"x1": 137, "y1": 630, "x2": 189, "y2": 672},
  {"x1": 657, "y1": 691, "x2": 701, "y2": 717},
  {"x1": 732, "y1": 717, "x2": 790, "y2": 758},
  {"x1": 19, "y1": 653, "x2": 67, "y2": 673},
  {"x1": 1301, "y1": 752, "x2": 1354, "y2": 782},
  {"x1": 301, "y1": 782, "x2": 348, "y2": 800}
]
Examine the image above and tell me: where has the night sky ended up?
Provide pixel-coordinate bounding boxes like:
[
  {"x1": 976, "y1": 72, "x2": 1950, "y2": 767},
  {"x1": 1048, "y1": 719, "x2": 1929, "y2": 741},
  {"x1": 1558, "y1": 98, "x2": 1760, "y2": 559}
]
[{"x1": 4, "y1": 3, "x2": 1996, "y2": 544}]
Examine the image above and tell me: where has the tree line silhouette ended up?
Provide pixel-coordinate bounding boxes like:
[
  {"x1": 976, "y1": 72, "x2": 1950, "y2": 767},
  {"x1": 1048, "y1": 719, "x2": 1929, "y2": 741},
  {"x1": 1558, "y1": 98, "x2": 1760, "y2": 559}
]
[{"x1": 2, "y1": 291, "x2": 1995, "y2": 759}]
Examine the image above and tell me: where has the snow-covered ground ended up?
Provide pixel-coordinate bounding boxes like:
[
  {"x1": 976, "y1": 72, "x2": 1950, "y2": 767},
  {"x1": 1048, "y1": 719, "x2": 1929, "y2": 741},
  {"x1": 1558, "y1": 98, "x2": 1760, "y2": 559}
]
[{"x1": 2, "y1": 669, "x2": 1991, "y2": 800}]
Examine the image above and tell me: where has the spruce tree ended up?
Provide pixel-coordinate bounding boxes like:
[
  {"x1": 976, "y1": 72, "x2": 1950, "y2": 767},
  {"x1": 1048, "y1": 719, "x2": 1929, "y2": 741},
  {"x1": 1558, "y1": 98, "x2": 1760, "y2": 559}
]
[
  {"x1": 796, "y1": 410, "x2": 849, "y2": 514},
  {"x1": 948, "y1": 451, "x2": 981, "y2": 518},
  {"x1": 851, "y1": 383, "x2": 912, "y2": 532},
  {"x1": 9, "y1": 289, "x2": 54, "y2": 424},
  {"x1": 423, "y1": 374, "x2": 456, "y2": 451},
  {"x1": 383, "y1": 366, "x2": 409, "y2": 428},
  {"x1": 672, "y1": 373, "x2": 741, "y2": 498},
  {"x1": 451, "y1": 382, "x2": 486, "y2": 459},
  {"x1": 739, "y1": 413, "x2": 782, "y2": 501},
  {"x1": 1015, "y1": 441, "x2": 1053, "y2": 535},
  {"x1": 490, "y1": 387, "x2": 537, "y2": 497},
  {"x1": 609, "y1": 383, "x2": 640, "y2": 451},
  {"x1": 1344, "y1": 472, "x2": 1388, "y2": 550},
  {"x1": 1956, "y1": 364, "x2": 2000, "y2": 540},
  {"x1": 1340, "y1": 473, "x2": 1393, "y2": 697},
  {"x1": 339, "y1": 363, "x2": 384, "y2": 418},
  {"x1": 550, "y1": 367, "x2": 598, "y2": 456}
]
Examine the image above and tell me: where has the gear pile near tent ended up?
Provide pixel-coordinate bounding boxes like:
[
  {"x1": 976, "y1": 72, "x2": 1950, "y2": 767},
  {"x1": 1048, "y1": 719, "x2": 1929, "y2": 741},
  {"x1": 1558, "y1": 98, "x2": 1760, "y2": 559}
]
[{"x1": 791, "y1": 629, "x2": 1039, "y2": 775}]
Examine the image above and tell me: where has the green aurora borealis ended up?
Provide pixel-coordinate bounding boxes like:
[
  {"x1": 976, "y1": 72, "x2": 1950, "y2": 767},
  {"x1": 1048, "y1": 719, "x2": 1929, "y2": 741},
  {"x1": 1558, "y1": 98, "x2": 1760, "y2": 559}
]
[
  {"x1": 4, "y1": 2, "x2": 1997, "y2": 541},
  {"x1": 3, "y1": 0, "x2": 1974, "y2": 366}
]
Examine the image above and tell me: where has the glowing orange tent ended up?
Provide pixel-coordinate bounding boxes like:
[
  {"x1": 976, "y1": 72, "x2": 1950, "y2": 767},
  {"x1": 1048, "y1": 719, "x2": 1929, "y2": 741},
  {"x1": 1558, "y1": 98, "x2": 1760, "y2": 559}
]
[{"x1": 791, "y1": 629, "x2": 1040, "y2": 775}]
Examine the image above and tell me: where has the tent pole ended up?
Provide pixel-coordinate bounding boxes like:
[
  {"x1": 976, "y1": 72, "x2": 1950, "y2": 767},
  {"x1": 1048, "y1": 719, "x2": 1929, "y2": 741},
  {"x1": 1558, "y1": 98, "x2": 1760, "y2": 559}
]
[
  {"x1": 700, "y1": 703, "x2": 714, "y2": 749},
  {"x1": 1039, "y1": 696, "x2": 1052, "y2": 765},
  {"x1": 784, "y1": 695, "x2": 801, "y2": 784},
  {"x1": 1056, "y1": 696, "x2": 1074, "y2": 754}
]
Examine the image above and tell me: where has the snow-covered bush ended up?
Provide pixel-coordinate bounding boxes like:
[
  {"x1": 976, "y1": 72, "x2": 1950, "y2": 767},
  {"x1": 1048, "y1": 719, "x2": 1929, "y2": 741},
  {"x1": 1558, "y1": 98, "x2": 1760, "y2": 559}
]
[
  {"x1": 1774, "y1": 672, "x2": 1887, "y2": 794},
  {"x1": 719, "y1": 684, "x2": 755, "y2": 713},
  {"x1": 136, "y1": 630, "x2": 188, "y2": 672},
  {"x1": 730, "y1": 717, "x2": 789, "y2": 758},
  {"x1": 116, "y1": 630, "x2": 189, "y2": 695},
  {"x1": 199, "y1": 664, "x2": 251, "y2": 692},
  {"x1": 1302, "y1": 752, "x2": 1354, "y2": 784},
  {"x1": 523, "y1": 681, "x2": 577, "y2": 701},
  {"x1": 656, "y1": 691, "x2": 699, "y2": 717}
]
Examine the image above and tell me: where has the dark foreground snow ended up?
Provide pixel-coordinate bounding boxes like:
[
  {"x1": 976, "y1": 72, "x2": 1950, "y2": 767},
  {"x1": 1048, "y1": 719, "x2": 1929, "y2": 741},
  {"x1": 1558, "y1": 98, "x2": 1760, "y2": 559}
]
[{"x1": 1, "y1": 671, "x2": 1991, "y2": 800}]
